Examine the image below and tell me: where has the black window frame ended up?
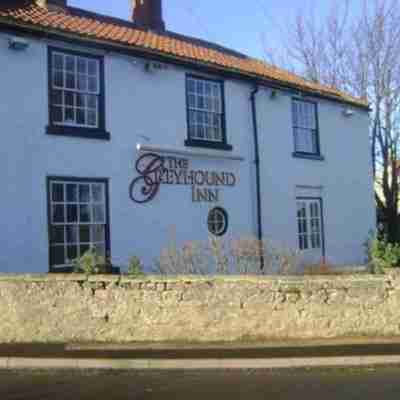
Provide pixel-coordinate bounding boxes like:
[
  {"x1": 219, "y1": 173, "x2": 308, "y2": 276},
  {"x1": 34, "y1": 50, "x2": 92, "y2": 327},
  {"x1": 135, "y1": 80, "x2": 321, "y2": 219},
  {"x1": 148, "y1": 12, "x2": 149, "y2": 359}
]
[
  {"x1": 47, "y1": 46, "x2": 110, "y2": 141},
  {"x1": 46, "y1": 176, "x2": 112, "y2": 273},
  {"x1": 207, "y1": 207, "x2": 229, "y2": 237},
  {"x1": 185, "y1": 74, "x2": 232, "y2": 151},
  {"x1": 292, "y1": 98, "x2": 324, "y2": 160}
]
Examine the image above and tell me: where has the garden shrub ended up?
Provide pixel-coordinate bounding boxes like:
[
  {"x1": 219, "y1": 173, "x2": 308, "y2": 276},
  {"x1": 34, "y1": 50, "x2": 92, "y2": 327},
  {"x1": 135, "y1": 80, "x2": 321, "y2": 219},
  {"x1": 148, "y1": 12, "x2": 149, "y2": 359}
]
[
  {"x1": 127, "y1": 256, "x2": 145, "y2": 277},
  {"x1": 365, "y1": 234, "x2": 400, "y2": 274},
  {"x1": 73, "y1": 247, "x2": 108, "y2": 275}
]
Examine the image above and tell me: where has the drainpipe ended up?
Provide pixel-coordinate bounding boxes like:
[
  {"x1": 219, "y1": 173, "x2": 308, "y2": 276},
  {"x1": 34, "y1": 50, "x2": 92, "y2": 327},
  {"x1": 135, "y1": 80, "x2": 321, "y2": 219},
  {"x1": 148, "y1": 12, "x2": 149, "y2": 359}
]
[{"x1": 250, "y1": 85, "x2": 264, "y2": 270}]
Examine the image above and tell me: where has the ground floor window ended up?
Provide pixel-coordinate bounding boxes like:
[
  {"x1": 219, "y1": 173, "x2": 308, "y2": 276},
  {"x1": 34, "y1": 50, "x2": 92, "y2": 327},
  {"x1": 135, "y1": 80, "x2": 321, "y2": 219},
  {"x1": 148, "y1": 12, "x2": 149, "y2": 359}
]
[
  {"x1": 296, "y1": 198, "x2": 323, "y2": 251},
  {"x1": 47, "y1": 177, "x2": 109, "y2": 270}
]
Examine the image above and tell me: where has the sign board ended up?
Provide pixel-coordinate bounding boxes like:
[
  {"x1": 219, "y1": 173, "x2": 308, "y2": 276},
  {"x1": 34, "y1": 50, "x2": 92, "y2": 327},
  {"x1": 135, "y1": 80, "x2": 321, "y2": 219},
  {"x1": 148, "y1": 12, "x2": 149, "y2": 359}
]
[{"x1": 130, "y1": 153, "x2": 237, "y2": 204}]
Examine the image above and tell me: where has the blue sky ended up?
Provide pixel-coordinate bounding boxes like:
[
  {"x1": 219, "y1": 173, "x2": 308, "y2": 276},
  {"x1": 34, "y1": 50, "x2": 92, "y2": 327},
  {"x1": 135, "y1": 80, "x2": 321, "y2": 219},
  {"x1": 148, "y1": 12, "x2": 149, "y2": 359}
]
[{"x1": 69, "y1": 0, "x2": 364, "y2": 60}]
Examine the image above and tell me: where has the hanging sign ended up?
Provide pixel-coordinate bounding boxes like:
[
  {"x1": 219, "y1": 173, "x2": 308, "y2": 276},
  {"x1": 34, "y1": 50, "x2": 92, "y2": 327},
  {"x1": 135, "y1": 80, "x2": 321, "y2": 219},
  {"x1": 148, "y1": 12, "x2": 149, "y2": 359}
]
[{"x1": 129, "y1": 153, "x2": 237, "y2": 204}]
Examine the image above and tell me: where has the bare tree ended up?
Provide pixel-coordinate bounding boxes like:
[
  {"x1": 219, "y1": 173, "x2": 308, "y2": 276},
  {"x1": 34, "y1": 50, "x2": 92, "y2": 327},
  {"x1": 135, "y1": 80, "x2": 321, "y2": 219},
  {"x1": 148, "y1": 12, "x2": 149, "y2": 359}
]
[{"x1": 263, "y1": 0, "x2": 400, "y2": 242}]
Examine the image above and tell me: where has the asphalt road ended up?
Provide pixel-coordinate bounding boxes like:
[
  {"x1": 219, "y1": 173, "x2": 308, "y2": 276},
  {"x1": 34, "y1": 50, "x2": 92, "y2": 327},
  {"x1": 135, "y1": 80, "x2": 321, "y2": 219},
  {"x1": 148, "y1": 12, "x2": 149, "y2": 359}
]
[{"x1": 1, "y1": 367, "x2": 400, "y2": 400}]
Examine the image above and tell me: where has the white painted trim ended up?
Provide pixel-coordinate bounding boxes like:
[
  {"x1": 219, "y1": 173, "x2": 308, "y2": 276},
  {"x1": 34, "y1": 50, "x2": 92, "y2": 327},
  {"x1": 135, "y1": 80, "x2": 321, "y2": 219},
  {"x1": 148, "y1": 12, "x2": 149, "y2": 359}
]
[{"x1": 136, "y1": 143, "x2": 245, "y2": 161}]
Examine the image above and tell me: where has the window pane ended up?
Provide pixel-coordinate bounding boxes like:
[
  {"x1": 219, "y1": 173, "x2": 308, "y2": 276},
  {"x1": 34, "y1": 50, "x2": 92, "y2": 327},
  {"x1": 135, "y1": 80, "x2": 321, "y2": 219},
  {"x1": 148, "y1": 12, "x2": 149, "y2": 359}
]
[
  {"x1": 79, "y1": 185, "x2": 90, "y2": 202},
  {"x1": 51, "y1": 90, "x2": 63, "y2": 106},
  {"x1": 66, "y1": 225, "x2": 78, "y2": 244},
  {"x1": 93, "y1": 204, "x2": 105, "y2": 223},
  {"x1": 88, "y1": 76, "x2": 98, "y2": 93},
  {"x1": 50, "y1": 246, "x2": 65, "y2": 267},
  {"x1": 52, "y1": 106, "x2": 63, "y2": 123},
  {"x1": 67, "y1": 245, "x2": 78, "y2": 262},
  {"x1": 87, "y1": 110, "x2": 97, "y2": 127},
  {"x1": 66, "y1": 184, "x2": 78, "y2": 202},
  {"x1": 52, "y1": 183, "x2": 64, "y2": 202},
  {"x1": 64, "y1": 107, "x2": 75, "y2": 124},
  {"x1": 77, "y1": 57, "x2": 87, "y2": 74},
  {"x1": 205, "y1": 82, "x2": 212, "y2": 95},
  {"x1": 65, "y1": 55, "x2": 75, "y2": 72},
  {"x1": 212, "y1": 84, "x2": 220, "y2": 97},
  {"x1": 80, "y1": 205, "x2": 91, "y2": 223},
  {"x1": 188, "y1": 94, "x2": 196, "y2": 108},
  {"x1": 67, "y1": 204, "x2": 78, "y2": 223},
  {"x1": 52, "y1": 204, "x2": 64, "y2": 224},
  {"x1": 80, "y1": 225, "x2": 90, "y2": 243},
  {"x1": 197, "y1": 96, "x2": 205, "y2": 109},
  {"x1": 66, "y1": 73, "x2": 75, "y2": 89},
  {"x1": 88, "y1": 59, "x2": 98, "y2": 76},
  {"x1": 77, "y1": 74, "x2": 88, "y2": 91},
  {"x1": 197, "y1": 126, "x2": 205, "y2": 139},
  {"x1": 76, "y1": 93, "x2": 86, "y2": 108},
  {"x1": 87, "y1": 95, "x2": 97, "y2": 110},
  {"x1": 53, "y1": 53, "x2": 64, "y2": 70},
  {"x1": 50, "y1": 226, "x2": 64, "y2": 244},
  {"x1": 80, "y1": 244, "x2": 90, "y2": 256},
  {"x1": 91, "y1": 225, "x2": 105, "y2": 243},
  {"x1": 196, "y1": 80, "x2": 204, "y2": 94},
  {"x1": 187, "y1": 78, "x2": 195, "y2": 93},
  {"x1": 92, "y1": 184, "x2": 103, "y2": 202},
  {"x1": 53, "y1": 70, "x2": 64, "y2": 88},
  {"x1": 95, "y1": 244, "x2": 106, "y2": 257},
  {"x1": 76, "y1": 109, "x2": 85, "y2": 125},
  {"x1": 64, "y1": 91, "x2": 74, "y2": 107}
]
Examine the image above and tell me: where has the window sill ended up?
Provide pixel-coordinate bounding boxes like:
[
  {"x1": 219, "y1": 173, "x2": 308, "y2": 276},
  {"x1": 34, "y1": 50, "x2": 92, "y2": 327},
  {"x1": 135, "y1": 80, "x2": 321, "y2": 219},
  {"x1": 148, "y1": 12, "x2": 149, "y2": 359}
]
[
  {"x1": 185, "y1": 139, "x2": 233, "y2": 151},
  {"x1": 49, "y1": 266, "x2": 120, "y2": 274},
  {"x1": 293, "y1": 152, "x2": 325, "y2": 161},
  {"x1": 46, "y1": 125, "x2": 111, "y2": 141}
]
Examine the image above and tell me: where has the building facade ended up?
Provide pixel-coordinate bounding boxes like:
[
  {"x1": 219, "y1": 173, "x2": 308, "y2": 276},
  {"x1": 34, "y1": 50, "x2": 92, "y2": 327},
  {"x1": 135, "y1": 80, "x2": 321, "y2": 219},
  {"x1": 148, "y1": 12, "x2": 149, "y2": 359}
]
[{"x1": 0, "y1": 0, "x2": 376, "y2": 273}]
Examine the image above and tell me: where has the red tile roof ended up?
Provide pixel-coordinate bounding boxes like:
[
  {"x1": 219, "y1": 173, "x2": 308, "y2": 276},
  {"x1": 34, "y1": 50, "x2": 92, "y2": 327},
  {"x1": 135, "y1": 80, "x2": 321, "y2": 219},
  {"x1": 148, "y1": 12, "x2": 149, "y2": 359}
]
[{"x1": 0, "y1": 2, "x2": 368, "y2": 108}]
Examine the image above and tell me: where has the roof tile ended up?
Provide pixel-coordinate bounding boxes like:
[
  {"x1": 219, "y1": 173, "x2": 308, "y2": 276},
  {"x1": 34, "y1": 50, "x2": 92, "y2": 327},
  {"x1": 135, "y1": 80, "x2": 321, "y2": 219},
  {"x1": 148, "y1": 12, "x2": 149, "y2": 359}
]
[{"x1": 0, "y1": 2, "x2": 368, "y2": 108}]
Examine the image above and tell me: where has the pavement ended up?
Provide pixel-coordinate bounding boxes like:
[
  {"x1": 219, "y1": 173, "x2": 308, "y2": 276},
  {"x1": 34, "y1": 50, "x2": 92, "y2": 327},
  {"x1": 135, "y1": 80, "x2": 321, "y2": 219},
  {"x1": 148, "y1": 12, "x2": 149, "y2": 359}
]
[
  {"x1": 2, "y1": 338, "x2": 400, "y2": 370},
  {"x1": 2, "y1": 367, "x2": 400, "y2": 399}
]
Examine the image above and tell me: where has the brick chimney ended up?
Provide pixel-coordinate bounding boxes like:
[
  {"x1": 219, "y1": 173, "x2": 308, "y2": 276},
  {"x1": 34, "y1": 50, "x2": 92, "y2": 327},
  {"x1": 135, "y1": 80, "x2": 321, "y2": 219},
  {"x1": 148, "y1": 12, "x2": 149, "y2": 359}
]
[
  {"x1": 36, "y1": 0, "x2": 67, "y2": 8},
  {"x1": 132, "y1": 0, "x2": 165, "y2": 31}
]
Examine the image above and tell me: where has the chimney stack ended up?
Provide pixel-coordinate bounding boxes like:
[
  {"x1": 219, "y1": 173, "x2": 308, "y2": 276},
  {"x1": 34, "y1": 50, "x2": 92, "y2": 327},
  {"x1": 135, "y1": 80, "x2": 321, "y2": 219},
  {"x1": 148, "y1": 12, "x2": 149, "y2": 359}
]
[
  {"x1": 36, "y1": 0, "x2": 67, "y2": 8},
  {"x1": 132, "y1": 0, "x2": 165, "y2": 31}
]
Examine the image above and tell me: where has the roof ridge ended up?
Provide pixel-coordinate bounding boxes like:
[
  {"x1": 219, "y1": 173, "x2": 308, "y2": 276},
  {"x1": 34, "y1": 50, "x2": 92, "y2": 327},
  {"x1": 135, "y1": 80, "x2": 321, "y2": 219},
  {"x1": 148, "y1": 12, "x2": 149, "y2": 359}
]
[{"x1": 66, "y1": 5, "x2": 249, "y2": 60}]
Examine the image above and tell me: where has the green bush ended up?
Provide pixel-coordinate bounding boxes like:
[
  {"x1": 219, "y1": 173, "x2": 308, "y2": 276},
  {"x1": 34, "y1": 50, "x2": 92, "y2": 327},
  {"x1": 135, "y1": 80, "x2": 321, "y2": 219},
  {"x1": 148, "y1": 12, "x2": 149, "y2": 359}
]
[
  {"x1": 127, "y1": 256, "x2": 145, "y2": 277},
  {"x1": 73, "y1": 247, "x2": 108, "y2": 275},
  {"x1": 366, "y1": 234, "x2": 400, "y2": 274}
]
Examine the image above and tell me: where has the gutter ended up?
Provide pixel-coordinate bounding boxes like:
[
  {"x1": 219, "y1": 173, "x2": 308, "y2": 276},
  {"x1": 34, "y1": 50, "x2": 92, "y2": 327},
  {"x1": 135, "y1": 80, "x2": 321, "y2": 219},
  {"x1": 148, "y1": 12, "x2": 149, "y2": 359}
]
[{"x1": 250, "y1": 85, "x2": 264, "y2": 270}]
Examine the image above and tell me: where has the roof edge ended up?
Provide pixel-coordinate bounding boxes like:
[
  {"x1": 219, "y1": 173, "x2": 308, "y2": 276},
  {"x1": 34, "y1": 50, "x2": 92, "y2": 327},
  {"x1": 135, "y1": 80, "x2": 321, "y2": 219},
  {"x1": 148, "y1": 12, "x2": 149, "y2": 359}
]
[{"x1": 0, "y1": 16, "x2": 369, "y2": 111}]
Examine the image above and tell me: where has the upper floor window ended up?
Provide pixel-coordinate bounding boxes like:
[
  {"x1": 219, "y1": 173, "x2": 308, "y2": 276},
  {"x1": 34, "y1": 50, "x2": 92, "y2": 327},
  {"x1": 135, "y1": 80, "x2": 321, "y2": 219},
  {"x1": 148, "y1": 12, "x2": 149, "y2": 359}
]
[
  {"x1": 185, "y1": 75, "x2": 232, "y2": 151},
  {"x1": 292, "y1": 99, "x2": 320, "y2": 156},
  {"x1": 47, "y1": 47, "x2": 109, "y2": 140}
]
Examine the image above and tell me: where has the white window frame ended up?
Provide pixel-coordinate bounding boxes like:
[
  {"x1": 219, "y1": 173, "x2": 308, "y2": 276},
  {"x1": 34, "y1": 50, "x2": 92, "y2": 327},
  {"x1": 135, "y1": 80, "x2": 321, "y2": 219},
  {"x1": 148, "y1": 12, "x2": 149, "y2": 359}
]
[
  {"x1": 296, "y1": 198, "x2": 324, "y2": 252},
  {"x1": 292, "y1": 99, "x2": 320, "y2": 155}
]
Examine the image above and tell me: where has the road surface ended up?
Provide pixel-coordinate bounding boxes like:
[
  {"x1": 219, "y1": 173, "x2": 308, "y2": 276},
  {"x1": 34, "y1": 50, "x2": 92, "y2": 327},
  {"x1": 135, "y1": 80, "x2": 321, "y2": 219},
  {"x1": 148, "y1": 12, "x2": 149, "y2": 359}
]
[{"x1": 1, "y1": 367, "x2": 400, "y2": 399}]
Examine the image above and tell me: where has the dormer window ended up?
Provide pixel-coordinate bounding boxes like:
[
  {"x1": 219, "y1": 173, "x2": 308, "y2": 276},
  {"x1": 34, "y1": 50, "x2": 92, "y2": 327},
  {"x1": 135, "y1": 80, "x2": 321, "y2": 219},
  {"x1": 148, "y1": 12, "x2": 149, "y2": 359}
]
[
  {"x1": 47, "y1": 47, "x2": 109, "y2": 140},
  {"x1": 185, "y1": 75, "x2": 232, "y2": 151}
]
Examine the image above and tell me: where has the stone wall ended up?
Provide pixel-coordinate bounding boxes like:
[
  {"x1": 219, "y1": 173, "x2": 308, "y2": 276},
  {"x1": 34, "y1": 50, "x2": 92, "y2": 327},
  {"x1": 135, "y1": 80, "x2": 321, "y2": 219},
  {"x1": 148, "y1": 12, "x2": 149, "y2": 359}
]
[{"x1": 1, "y1": 273, "x2": 400, "y2": 343}]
